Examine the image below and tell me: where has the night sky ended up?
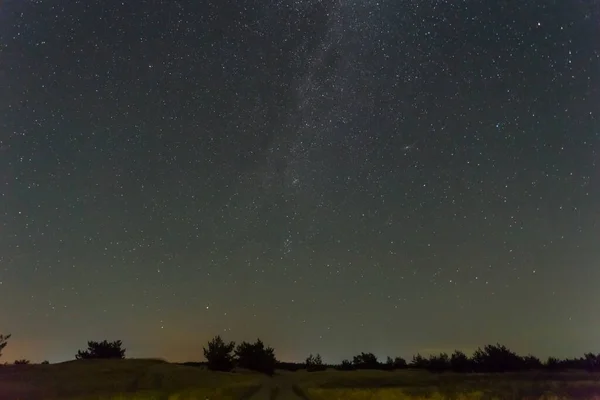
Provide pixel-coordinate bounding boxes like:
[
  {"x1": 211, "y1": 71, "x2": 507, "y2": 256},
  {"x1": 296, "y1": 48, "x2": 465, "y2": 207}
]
[{"x1": 1, "y1": 0, "x2": 599, "y2": 364}]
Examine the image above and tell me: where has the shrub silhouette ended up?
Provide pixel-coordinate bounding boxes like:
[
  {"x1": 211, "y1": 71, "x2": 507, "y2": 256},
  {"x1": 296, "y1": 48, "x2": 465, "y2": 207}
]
[
  {"x1": 0, "y1": 334, "x2": 10, "y2": 359},
  {"x1": 449, "y1": 350, "x2": 472, "y2": 372},
  {"x1": 584, "y1": 353, "x2": 600, "y2": 372},
  {"x1": 337, "y1": 359, "x2": 354, "y2": 371},
  {"x1": 234, "y1": 339, "x2": 276, "y2": 375},
  {"x1": 203, "y1": 335, "x2": 235, "y2": 372},
  {"x1": 393, "y1": 356, "x2": 407, "y2": 369},
  {"x1": 383, "y1": 356, "x2": 395, "y2": 371},
  {"x1": 410, "y1": 353, "x2": 429, "y2": 369},
  {"x1": 76, "y1": 340, "x2": 125, "y2": 359},
  {"x1": 545, "y1": 356, "x2": 560, "y2": 370},
  {"x1": 471, "y1": 343, "x2": 524, "y2": 372},
  {"x1": 41, "y1": 360, "x2": 50, "y2": 365},
  {"x1": 14, "y1": 359, "x2": 30, "y2": 365},
  {"x1": 305, "y1": 353, "x2": 326, "y2": 372},
  {"x1": 427, "y1": 352, "x2": 450, "y2": 373},
  {"x1": 523, "y1": 354, "x2": 542, "y2": 369},
  {"x1": 352, "y1": 352, "x2": 379, "y2": 369}
]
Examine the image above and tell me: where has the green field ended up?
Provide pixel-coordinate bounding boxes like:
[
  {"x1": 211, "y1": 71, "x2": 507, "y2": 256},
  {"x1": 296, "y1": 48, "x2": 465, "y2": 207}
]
[{"x1": 2, "y1": 359, "x2": 600, "y2": 399}]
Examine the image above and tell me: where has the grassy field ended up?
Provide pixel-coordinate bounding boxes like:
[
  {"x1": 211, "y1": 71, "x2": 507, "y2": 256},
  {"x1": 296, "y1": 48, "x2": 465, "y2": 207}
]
[
  {"x1": 0, "y1": 359, "x2": 263, "y2": 400},
  {"x1": 2, "y1": 360, "x2": 600, "y2": 399},
  {"x1": 294, "y1": 369, "x2": 600, "y2": 400}
]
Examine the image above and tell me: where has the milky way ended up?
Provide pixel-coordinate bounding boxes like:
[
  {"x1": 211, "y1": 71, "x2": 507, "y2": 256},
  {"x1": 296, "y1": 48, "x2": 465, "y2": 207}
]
[{"x1": 0, "y1": 0, "x2": 599, "y2": 363}]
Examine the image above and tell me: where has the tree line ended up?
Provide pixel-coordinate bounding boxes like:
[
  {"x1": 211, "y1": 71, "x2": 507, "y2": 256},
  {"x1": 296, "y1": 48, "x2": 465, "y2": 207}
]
[{"x1": 2, "y1": 333, "x2": 600, "y2": 374}]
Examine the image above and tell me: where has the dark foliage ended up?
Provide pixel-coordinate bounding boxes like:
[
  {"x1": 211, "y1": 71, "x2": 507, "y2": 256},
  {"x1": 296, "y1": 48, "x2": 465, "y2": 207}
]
[
  {"x1": 234, "y1": 339, "x2": 277, "y2": 375},
  {"x1": 203, "y1": 335, "x2": 235, "y2": 372},
  {"x1": 41, "y1": 360, "x2": 50, "y2": 365},
  {"x1": 305, "y1": 353, "x2": 327, "y2": 372},
  {"x1": 427, "y1": 353, "x2": 450, "y2": 373},
  {"x1": 584, "y1": 353, "x2": 600, "y2": 372},
  {"x1": 0, "y1": 334, "x2": 10, "y2": 359},
  {"x1": 472, "y1": 343, "x2": 525, "y2": 372},
  {"x1": 382, "y1": 356, "x2": 407, "y2": 371},
  {"x1": 14, "y1": 359, "x2": 30, "y2": 365},
  {"x1": 352, "y1": 352, "x2": 380, "y2": 369},
  {"x1": 410, "y1": 353, "x2": 429, "y2": 369},
  {"x1": 450, "y1": 350, "x2": 472, "y2": 373},
  {"x1": 276, "y1": 361, "x2": 305, "y2": 371},
  {"x1": 75, "y1": 340, "x2": 125, "y2": 360},
  {"x1": 337, "y1": 359, "x2": 354, "y2": 371}
]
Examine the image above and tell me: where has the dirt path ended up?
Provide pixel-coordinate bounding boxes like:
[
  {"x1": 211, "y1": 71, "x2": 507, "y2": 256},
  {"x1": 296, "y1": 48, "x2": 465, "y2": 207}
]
[{"x1": 245, "y1": 373, "x2": 308, "y2": 400}]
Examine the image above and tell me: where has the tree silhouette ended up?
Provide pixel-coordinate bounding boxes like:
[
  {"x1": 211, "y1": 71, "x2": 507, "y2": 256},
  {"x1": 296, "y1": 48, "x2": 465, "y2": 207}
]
[
  {"x1": 471, "y1": 343, "x2": 524, "y2": 372},
  {"x1": 393, "y1": 356, "x2": 407, "y2": 369},
  {"x1": 352, "y1": 352, "x2": 379, "y2": 369},
  {"x1": 450, "y1": 350, "x2": 472, "y2": 373},
  {"x1": 203, "y1": 335, "x2": 235, "y2": 372},
  {"x1": 234, "y1": 339, "x2": 276, "y2": 375},
  {"x1": 410, "y1": 353, "x2": 429, "y2": 369},
  {"x1": 427, "y1": 353, "x2": 450, "y2": 373},
  {"x1": 383, "y1": 356, "x2": 395, "y2": 371},
  {"x1": 76, "y1": 340, "x2": 125, "y2": 359},
  {"x1": 584, "y1": 353, "x2": 600, "y2": 372},
  {"x1": 523, "y1": 354, "x2": 542, "y2": 369},
  {"x1": 0, "y1": 334, "x2": 10, "y2": 359},
  {"x1": 305, "y1": 353, "x2": 326, "y2": 372},
  {"x1": 337, "y1": 359, "x2": 354, "y2": 371},
  {"x1": 14, "y1": 359, "x2": 30, "y2": 365}
]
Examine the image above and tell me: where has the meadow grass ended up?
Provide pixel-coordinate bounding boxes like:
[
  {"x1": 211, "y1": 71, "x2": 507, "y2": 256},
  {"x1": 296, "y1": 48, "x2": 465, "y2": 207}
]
[
  {"x1": 294, "y1": 369, "x2": 600, "y2": 400},
  {"x1": 0, "y1": 359, "x2": 262, "y2": 400},
  {"x1": 3, "y1": 360, "x2": 600, "y2": 399}
]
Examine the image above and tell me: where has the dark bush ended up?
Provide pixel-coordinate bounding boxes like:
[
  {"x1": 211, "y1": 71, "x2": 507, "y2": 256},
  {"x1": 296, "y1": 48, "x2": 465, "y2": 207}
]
[
  {"x1": 305, "y1": 353, "x2": 327, "y2": 372},
  {"x1": 352, "y1": 352, "x2": 379, "y2": 369},
  {"x1": 427, "y1": 353, "x2": 449, "y2": 373},
  {"x1": 337, "y1": 359, "x2": 354, "y2": 371},
  {"x1": 471, "y1": 343, "x2": 524, "y2": 372},
  {"x1": 450, "y1": 350, "x2": 472, "y2": 372},
  {"x1": 410, "y1": 353, "x2": 429, "y2": 369},
  {"x1": 76, "y1": 340, "x2": 125, "y2": 359}
]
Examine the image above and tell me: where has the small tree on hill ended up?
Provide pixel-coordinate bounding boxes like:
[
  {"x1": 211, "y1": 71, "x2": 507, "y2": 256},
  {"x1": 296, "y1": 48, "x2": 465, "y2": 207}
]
[
  {"x1": 235, "y1": 339, "x2": 277, "y2": 375},
  {"x1": 0, "y1": 334, "x2": 10, "y2": 359},
  {"x1": 203, "y1": 335, "x2": 235, "y2": 372},
  {"x1": 305, "y1": 353, "x2": 326, "y2": 372},
  {"x1": 76, "y1": 340, "x2": 125, "y2": 359},
  {"x1": 14, "y1": 359, "x2": 30, "y2": 365}
]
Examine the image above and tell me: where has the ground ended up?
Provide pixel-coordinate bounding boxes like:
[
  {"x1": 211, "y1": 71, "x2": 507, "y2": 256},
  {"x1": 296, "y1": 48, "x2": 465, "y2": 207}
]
[{"x1": 1, "y1": 359, "x2": 600, "y2": 399}]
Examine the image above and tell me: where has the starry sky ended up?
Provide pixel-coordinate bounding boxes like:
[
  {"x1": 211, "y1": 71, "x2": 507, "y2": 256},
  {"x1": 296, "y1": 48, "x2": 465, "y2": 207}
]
[{"x1": 0, "y1": 0, "x2": 599, "y2": 364}]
